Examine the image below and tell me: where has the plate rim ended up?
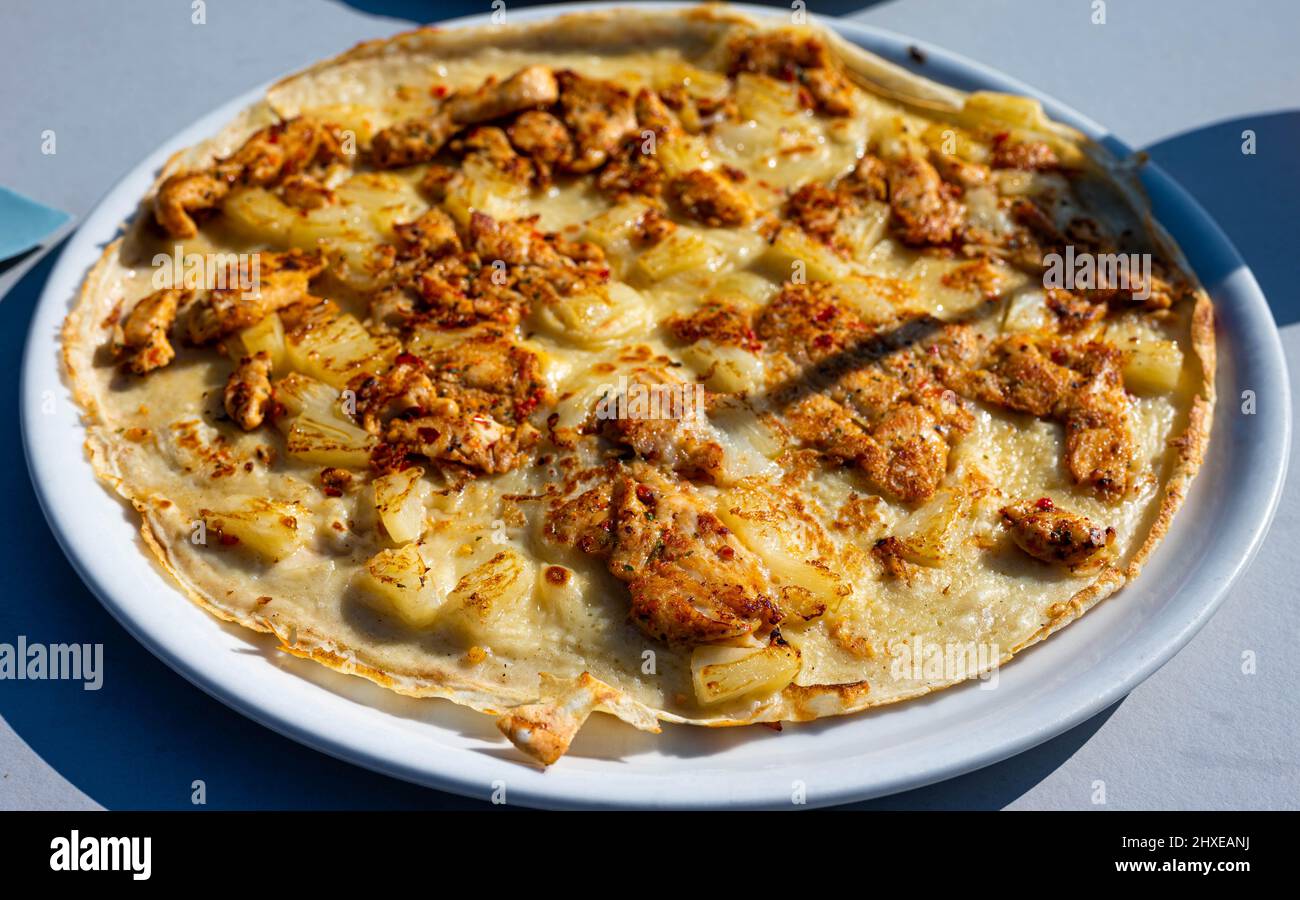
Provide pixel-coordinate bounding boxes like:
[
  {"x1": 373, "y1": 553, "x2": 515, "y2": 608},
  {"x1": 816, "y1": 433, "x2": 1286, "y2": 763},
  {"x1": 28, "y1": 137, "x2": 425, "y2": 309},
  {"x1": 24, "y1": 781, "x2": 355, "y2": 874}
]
[{"x1": 19, "y1": 1, "x2": 1291, "y2": 809}]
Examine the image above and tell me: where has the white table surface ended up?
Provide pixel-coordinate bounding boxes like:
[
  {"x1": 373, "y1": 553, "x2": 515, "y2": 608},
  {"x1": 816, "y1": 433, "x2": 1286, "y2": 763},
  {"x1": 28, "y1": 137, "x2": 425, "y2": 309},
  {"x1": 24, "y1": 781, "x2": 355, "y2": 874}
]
[{"x1": 1, "y1": 0, "x2": 1295, "y2": 810}]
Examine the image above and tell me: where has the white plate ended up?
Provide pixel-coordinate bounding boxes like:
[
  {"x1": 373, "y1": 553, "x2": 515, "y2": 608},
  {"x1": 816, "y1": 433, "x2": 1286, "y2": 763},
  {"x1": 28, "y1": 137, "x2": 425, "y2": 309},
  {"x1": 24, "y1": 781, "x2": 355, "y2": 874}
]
[{"x1": 21, "y1": 3, "x2": 1290, "y2": 809}]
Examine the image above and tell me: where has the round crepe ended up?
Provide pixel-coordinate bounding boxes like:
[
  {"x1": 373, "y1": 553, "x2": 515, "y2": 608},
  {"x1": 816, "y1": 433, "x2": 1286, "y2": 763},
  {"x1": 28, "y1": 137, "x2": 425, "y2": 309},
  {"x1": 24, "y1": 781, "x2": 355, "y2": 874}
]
[{"x1": 62, "y1": 6, "x2": 1213, "y2": 764}]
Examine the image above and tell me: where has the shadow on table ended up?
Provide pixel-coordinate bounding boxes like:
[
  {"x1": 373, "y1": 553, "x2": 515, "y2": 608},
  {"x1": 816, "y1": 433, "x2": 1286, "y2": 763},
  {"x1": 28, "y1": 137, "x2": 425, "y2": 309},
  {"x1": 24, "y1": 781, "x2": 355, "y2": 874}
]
[{"x1": 1142, "y1": 110, "x2": 1300, "y2": 326}]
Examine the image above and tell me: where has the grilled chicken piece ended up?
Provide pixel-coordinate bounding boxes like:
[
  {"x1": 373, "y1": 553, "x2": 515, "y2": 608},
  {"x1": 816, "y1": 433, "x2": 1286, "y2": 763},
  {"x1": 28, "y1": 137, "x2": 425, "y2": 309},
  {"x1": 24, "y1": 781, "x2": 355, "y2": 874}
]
[
  {"x1": 453, "y1": 125, "x2": 536, "y2": 185},
  {"x1": 607, "y1": 469, "x2": 781, "y2": 646},
  {"x1": 113, "y1": 288, "x2": 187, "y2": 374},
  {"x1": 990, "y1": 137, "x2": 1058, "y2": 171},
  {"x1": 506, "y1": 109, "x2": 574, "y2": 179},
  {"x1": 669, "y1": 169, "x2": 752, "y2": 227},
  {"x1": 633, "y1": 87, "x2": 681, "y2": 139},
  {"x1": 666, "y1": 301, "x2": 760, "y2": 350},
  {"x1": 783, "y1": 392, "x2": 957, "y2": 506},
  {"x1": 224, "y1": 351, "x2": 274, "y2": 431},
  {"x1": 542, "y1": 480, "x2": 615, "y2": 557},
  {"x1": 280, "y1": 173, "x2": 335, "y2": 210},
  {"x1": 353, "y1": 353, "x2": 436, "y2": 434},
  {"x1": 886, "y1": 155, "x2": 964, "y2": 246},
  {"x1": 446, "y1": 64, "x2": 558, "y2": 126},
  {"x1": 154, "y1": 118, "x2": 346, "y2": 236},
  {"x1": 555, "y1": 70, "x2": 639, "y2": 173},
  {"x1": 371, "y1": 65, "x2": 559, "y2": 169},
  {"x1": 184, "y1": 249, "x2": 326, "y2": 344},
  {"x1": 1000, "y1": 498, "x2": 1115, "y2": 568},
  {"x1": 941, "y1": 336, "x2": 1134, "y2": 499},
  {"x1": 214, "y1": 118, "x2": 346, "y2": 186},
  {"x1": 369, "y1": 115, "x2": 460, "y2": 168},
  {"x1": 754, "y1": 281, "x2": 870, "y2": 365},
  {"x1": 153, "y1": 173, "x2": 229, "y2": 239},
  {"x1": 422, "y1": 331, "x2": 549, "y2": 423},
  {"x1": 384, "y1": 398, "x2": 540, "y2": 475},
  {"x1": 393, "y1": 207, "x2": 462, "y2": 259},
  {"x1": 726, "y1": 28, "x2": 855, "y2": 116},
  {"x1": 600, "y1": 367, "x2": 724, "y2": 483},
  {"x1": 356, "y1": 332, "x2": 547, "y2": 433}
]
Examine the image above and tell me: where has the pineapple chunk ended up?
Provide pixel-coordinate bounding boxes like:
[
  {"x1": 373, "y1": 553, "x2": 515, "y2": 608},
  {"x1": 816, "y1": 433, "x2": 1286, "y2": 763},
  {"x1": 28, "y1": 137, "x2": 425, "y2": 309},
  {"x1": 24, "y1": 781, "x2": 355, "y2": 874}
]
[
  {"x1": 286, "y1": 415, "x2": 374, "y2": 468},
  {"x1": 961, "y1": 92, "x2": 1048, "y2": 129},
  {"x1": 636, "y1": 230, "x2": 723, "y2": 283},
  {"x1": 205, "y1": 497, "x2": 308, "y2": 562},
  {"x1": 691, "y1": 643, "x2": 801, "y2": 705},
  {"x1": 234, "y1": 312, "x2": 286, "y2": 373},
  {"x1": 357, "y1": 544, "x2": 444, "y2": 628},
  {"x1": 1122, "y1": 339, "x2": 1184, "y2": 394},
  {"x1": 442, "y1": 550, "x2": 538, "y2": 653},
  {"x1": 717, "y1": 485, "x2": 843, "y2": 622},
  {"x1": 222, "y1": 187, "x2": 292, "y2": 246},
  {"x1": 284, "y1": 313, "x2": 398, "y2": 388},
  {"x1": 273, "y1": 372, "x2": 346, "y2": 422},
  {"x1": 532, "y1": 282, "x2": 651, "y2": 349},
  {"x1": 760, "y1": 224, "x2": 853, "y2": 282},
  {"x1": 442, "y1": 155, "x2": 528, "y2": 226},
  {"x1": 921, "y1": 122, "x2": 991, "y2": 164},
  {"x1": 900, "y1": 488, "x2": 971, "y2": 567},
  {"x1": 582, "y1": 197, "x2": 655, "y2": 261},
  {"x1": 657, "y1": 132, "x2": 714, "y2": 178},
  {"x1": 733, "y1": 72, "x2": 802, "y2": 123},
  {"x1": 372, "y1": 466, "x2": 430, "y2": 544},
  {"x1": 680, "y1": 340, "x2": 764, "y2": 394}
]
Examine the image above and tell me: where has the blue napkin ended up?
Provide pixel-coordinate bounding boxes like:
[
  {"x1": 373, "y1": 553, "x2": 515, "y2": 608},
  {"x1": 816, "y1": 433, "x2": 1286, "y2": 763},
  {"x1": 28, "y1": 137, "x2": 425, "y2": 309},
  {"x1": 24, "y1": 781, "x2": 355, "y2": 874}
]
[{"x1": 0, "y1": 187, "x2": 72, "y2": 262}]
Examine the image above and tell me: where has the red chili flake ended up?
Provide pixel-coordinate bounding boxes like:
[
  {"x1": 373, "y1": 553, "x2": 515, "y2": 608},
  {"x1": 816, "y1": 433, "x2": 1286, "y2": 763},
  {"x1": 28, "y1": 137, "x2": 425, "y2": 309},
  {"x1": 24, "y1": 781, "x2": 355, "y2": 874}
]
[
  {"x1": 418, "y1": 427, "x2": 441, "y2": 443},
  {"x1": 395, "y1": 352, "x2": 421, "y2": 367},
  {"x1": 814, "y1": 305, "x2": 837, "y2": 322},
  {"x1": 218, "y1": 533, "x2": 240, "y2": 546},
  {"x1": 813, "y1": 333, "x2": 834, "y2": 349},
  {"x1": 431, "y1": 84, "x2": 449, "y2": 98},
  {"x1": 1035, "y1": 496, "x2": 1055, "y2": 512},
  {"x1": 635, "y1": 484, "x2": 655, "y2": 504},
  {"x1": 323, "y1": 487, "x2": 342, "y2": 498},
  {"x1": 1050, "y1": 349, "x2": 1068, "y2": 365},
  {"x1": 717, "y1": 545, "x2": 735, "y2": 560}
]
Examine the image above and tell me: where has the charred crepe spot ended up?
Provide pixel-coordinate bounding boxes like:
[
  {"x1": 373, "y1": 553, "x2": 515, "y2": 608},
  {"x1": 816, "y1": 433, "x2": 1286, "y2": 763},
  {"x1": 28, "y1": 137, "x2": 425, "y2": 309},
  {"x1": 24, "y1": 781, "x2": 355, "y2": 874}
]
[{"x1": 544, "y1": 565, "x2": 571, "y2": 586}]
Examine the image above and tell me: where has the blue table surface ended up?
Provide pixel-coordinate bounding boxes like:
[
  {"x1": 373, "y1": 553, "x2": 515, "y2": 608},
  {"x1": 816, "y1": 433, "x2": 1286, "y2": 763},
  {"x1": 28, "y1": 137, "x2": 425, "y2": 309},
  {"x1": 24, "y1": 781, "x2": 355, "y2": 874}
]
[{"x1": 1, "y1": 0, "x2": 1296, "y2": 810}]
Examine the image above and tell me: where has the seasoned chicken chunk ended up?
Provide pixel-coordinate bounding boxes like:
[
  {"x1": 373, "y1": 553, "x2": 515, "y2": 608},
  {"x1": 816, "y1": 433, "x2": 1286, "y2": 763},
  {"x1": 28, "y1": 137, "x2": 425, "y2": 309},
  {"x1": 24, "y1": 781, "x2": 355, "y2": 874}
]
[
  {"x1": 383, "y1": 398, "x2": 540, "y2": 475},
  {"x1": 669, "y1": 169, "x2": 752, "y2": 227},
  {"x1": 607, "y1": 469, "x2": 781, "y2": 646},
  {"x1": 1000, "y1": 498, "x2": 1115, "y2": 568},
  {"x1": 726, "y1": 28, "x2": 855, "y2": 116},
  {"x1": 153, "y1": 173, "x2": 229, "y2": 239},
  {"x1": 599, "y1": 367, "x2": 724, "y2": 483},
  {"x1": 154, "y1": 118, "x2": 346, "y2": 236},
  {"x1": 224, "y1": 351, "x2": 273, "y2": 431},
  {"x1": 445, "y1": 64, "x2": 558, "y2": 126},
  {"x1": 371, "y1": 65, "x2": 559, "y2": 169},
  {"x1": 542, "y1": 479, "x2": 615, "y2": 557},
  {"x1": 665, "y1": 301, "x2": 760, "y2": 351},
  {"x1": 886, "y1": 155, "x2": 964, "y2": 246},
  {"x1": 113, "y1": 288, "x2": 187, "y2": 374},
  {"x1": 184, "y1": 249, "x2": 327, "y2": 344},
  {"x1": 940, "y1": 335, "x2": 1134, "y2": 499},
  {"x1": 506, "y1": 109, "x2": 574, "y2": 179},
  {"x1": 555, "y1": 70, "x2": 639, "y2": 173},
  {"x1": 369, "y1": 115, "x2": 460, "y2": 168}
]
